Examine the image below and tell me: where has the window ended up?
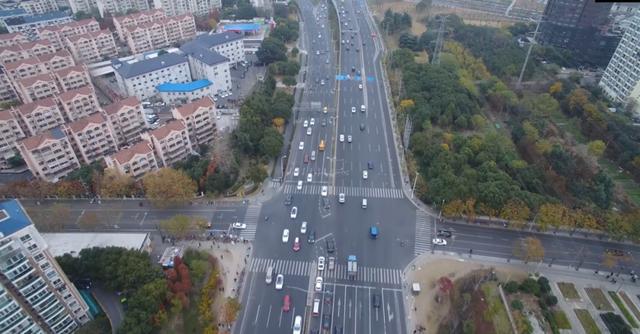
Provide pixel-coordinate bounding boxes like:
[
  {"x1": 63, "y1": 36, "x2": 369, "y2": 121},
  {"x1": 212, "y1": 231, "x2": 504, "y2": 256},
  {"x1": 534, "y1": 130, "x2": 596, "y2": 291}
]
[{"x1": 20, "y1": 234, "x2": 32, "y2": 242}]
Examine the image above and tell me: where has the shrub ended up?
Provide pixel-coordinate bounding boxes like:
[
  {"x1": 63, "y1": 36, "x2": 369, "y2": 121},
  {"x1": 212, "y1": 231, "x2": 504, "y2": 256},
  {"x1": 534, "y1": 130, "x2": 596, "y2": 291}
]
[
  {"x1": 538, "y1": 276, "x2": 551, "y2": 293},
  {"x1": 504, "y1": 281, "x2": 519, "y2": 294},
  {"x1": 519, "y1": 278, "x2": 540, "y2": 295},
  {"x1": 545, "y1": 294, "x2": 559, "y2": 306},
  {"x1": 511, "y1": 299, "x2": 524, "y2": 311}
]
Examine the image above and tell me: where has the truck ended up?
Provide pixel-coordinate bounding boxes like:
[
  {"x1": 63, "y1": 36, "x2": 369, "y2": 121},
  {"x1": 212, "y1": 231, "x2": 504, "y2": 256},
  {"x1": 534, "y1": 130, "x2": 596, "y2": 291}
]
[{"x1": 347, "y1": 255, "x2": 357, "y2": 280}]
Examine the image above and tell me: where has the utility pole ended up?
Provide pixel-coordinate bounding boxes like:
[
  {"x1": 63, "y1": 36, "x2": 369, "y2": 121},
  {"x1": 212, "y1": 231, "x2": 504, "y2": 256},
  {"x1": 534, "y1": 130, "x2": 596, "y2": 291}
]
[
  {"x1": 432, "y1": 16, "x2": 446, "y2": 65},
  {"x1": 517, "y1": 14, "x2": 543, "y2": 89}
]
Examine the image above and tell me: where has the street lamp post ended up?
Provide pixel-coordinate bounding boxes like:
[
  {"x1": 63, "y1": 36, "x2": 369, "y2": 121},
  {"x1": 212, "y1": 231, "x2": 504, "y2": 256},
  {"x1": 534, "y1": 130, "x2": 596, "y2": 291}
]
[{"x1": 411, "y1": 172, "x2": 419, "y2": 199}]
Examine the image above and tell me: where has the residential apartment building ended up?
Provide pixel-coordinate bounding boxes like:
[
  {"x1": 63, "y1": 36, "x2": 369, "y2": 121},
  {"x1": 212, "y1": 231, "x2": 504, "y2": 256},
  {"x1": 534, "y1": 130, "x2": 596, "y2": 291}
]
[
  {"x1": 4, "y1": 11, "x2": 73, "y2": 41},
  {"x1": 102, "y1": 96, "x2": 147, "y2": 146},
  {"x1": 112, "y1": 8, "x2": 165, "y2": 41},
  {"x1": 600, "y1": 14, "x2": 640, "y2": 113},
  {"x1": 0, "y1": 199, "x2": 90, "y2": 333},
  {"x1": 0, "y1": 109, "x2": 25, "y2": 168},
  {"x1": 53, "y1": 64, "x2": 92, "y2": 91},
  {"x1": 140, "y1": 119, "x2": 192, "y2": 167},
  {"x1": 187, "y1": 31, "x2": 245, "y2": 66},
  {"x1": 122, "y1": 13, "x2": 196, "y2": 54},
  {"x1": 15, "y1": 73, "x2": 60, "y2": 103},
  {"x1": 13, "y1": 97, "x2": 66, "y2": 136},
  {"x1": 67, "y1": 0, "x2": 94, "y2": 15},
  {"x1": 113, "y1": 52, "x2": 191, "y2": 101},
  {"x1": 171, "y1": 96, "x2": 216, "y2": 147},
  {"x1": 16, "y1": 127, "x2": 81, "y2": 182},
  {"x1": 153, "y1": 0, "x2": 221, "y2": 17},
  {"x1": 0, "y1": 32, "x2": 29, "y2": 48},
  {"x1": 180, "y1": 34, "x2": 232, "y2": 94},
  {"x1": 64, "y1": 112, "x2": 117, "y2": 164},
  {"x1": 57, "y1": 85, "x2": 100, "y2": 121},
  {"x1": 104, "y1": 139, "x2": 158, "y2": 179},
  {"x1": 96, "y1": 0, "x2": 150, "y2": 18},
  {"x1": 156, "y1": 79, "x2": 215, "y2": 104},
  {"x1": 37, "y1": 18, "x2": 101, "y2": 51},
  {"x1": 65, "y1": 29, "x2": 117, "y2": 64},
  {"x1": 0, "y1": 67, "x2": 18, "y2": 102},
  {"x1": 18, "y1": 0, "x2": 59, "y2": 14},
  {"x1": 4, "y1": 50, "x2": 75, "y2": 82},
  {"x1": 0, "y1": 39, "x2": 57, "y2": 64}
]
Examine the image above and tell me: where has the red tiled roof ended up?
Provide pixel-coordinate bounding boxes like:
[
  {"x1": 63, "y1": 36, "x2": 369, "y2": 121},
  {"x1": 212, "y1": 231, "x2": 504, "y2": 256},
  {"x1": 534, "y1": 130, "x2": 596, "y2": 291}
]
[
  {"x1": 66, "y1": 112, "x2": 107, "y2": 133},
  {"x1": 0, "y1": 32, "x2": 26, "y2": 41},
  {"x1": 20, "y1": 129, "x2": 64, "y2": 150},
  {"x1": 0, "y1": 110, "x2": 15, "y2": 121},
  {"x1": 174, "y1": 96, "x2": 214, "y2": 118},
  {"x1": 16, "y1": 97, "x2": 57, "y2": 116},
  {"x1": 20, "y1": 40, "x2": 54, "y2": 51},
  {"x1": 38, "y1": 18, "x2": 98, "y2": 33},
  {"x1": 110, "y1": 140, "x2": 153, "y2": 164},
  {"x1": 149, "y1": 119, "x2": 185, "y2": 140},
  {"x1": 18, "y1": 73, "x2": 54, "y2": 87},
  {"x1": 3, "y1": 56, "x2": 40, "y2": 70},
  {"x1": 66, "y1": 29, "x2": 112, "y2": 43},
  {"x1": 57, "y1": 85, "x2": 94, "y2": 102},
  {"x1": 0, "y1": 44, "x2": 22, "y2": 53},
  {"x1": 37, "y1": 49, "x2": 72, "y2": 63},
  {"x1": 102, "y1": 96, "x2": 139, "y2": 116},
  {"x1": 54, "y1": 64, "x2": 86, "y2": 78}
]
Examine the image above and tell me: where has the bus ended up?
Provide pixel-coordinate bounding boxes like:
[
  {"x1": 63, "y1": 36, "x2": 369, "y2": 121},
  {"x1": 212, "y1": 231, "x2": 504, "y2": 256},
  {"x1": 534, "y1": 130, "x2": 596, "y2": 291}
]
[{"x1": 319, "y1": 140, "x2": 325, "y2": 151}]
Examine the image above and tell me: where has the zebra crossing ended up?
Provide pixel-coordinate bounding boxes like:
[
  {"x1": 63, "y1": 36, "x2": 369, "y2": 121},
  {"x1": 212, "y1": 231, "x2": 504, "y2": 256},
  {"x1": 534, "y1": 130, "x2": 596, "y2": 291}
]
[
  {"x1": 282, "y1": 183, "x2": 404, "y2": 199},
  {"x1": 414, "y1": 211, "x2": 432, "y2": 256},
  {"x1": 249, "y1": 257, "x2": 404, "y2": 286},
  {"x1": 238, "y1": 203, "x2": 262, "y2": 240}
]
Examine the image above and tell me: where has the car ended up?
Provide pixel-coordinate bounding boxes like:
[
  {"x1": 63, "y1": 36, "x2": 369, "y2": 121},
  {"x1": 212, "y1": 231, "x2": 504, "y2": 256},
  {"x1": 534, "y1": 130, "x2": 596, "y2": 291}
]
[
  {"x1": 232, "y1": 222, "x2": 246, "y2": 229},
  {"x1": 356, "y1": 48, "x2": 360, "y2": 52},
  {"x1": 367, "y1": 161, "x2": 374, "y2": 170},
  {"x1": 315, "y1": 276, "x2": 323, "y2": 291},
  {"x1": 307, "y1": 127, "x2": 312, "y2": 136},
  {"x1": 310, "y1": 118, "x2": 315, "y2": 126},
  {"x1": 318, "y1": 256, "x2": 325, "y2": 271},
  {"x1": 297, "y1": 180, "x2": 303, "y2": 190},
  {"x1": 351, "y1": 66, "x2": 356, "y2": 72},
  {"x1": 283, "y1": 295, "x2": 291, "y2": 312},
  {"x1": 284, "y1": 194, "x2": 293, "y2": 206},
  {"x1": 290, "y1": 206, "x2": 298, "y2": 219},
  {"x1": 326, "y1": 239, "x2": 336, "y2": 253},
  {"x1": 358, "y1": 83, "x2": 363, "y2": 89},
  {"x1": 338, "y1": 193, "x2": 345, "y2": 203},
  {"x1": 326, "y1": 59, "x2": 329, "y2": 64},
  {"x1": 323, "y1": 106, "x2": 328, "y2": 114},
  {"x1": 303, "y1": 120, "x2": 309, "y2": 128},
  {"x1": 347, "y1": 135, "x2": 352, "y2": 143},
  {"x1": 299, "y1": 141, "x2": 304, "y2": 150},
  {"x1": 307, "y1": 230, "x2": 316, "y2": 244},
  {"x1": 293, "y1": 315, "x2": 302, "y2": 334},
  {"x1": 351, "y1": 106, "x2": 356, "y2": 113},
  {"x1": 328, "y1": 257, "x2": 335, "y2": 270},
  {"x1": 320, "y1": 79, "x2": 325, "y2": 85},
  {"x1": 362, "y1": 170, "x2": 368, "y2": 179},
  {"x1": 321, "y1": 186, "x2": 328, "y2": 197},
  {"x1": 360, "y1": 123, "x2": 365, "y2": 131},
  {"x1": 372, "y1": 294, "x2": 381, "y2": 308},
  {"x1": 361, "y1": 104, "x2": 366, "y2": 112},
  {"x1": 437, "y1": 230, "x2": 453, "y2": 238},
  {"x1": 307, "y1": 173, "x2": 313, "y2": 182},
  {"x1": 293, "y1": 167, "x2": 300, "y2": 176},
  {"x1": 432, "y1": 238, "x2": 447, "y2": 246},
  {"x1": 275, "y1": 274, "x2": 284, "y2": 290},
  {"x1": 322, "y1": 314, "x2": 331, "y2": 329},
  {"x1": 293, "y1": 237, "x2": 301, "y2": 252},
  {"x1": 301, "y1": 221, "x2": 307, "y2": 234},
  {"x1": 282, "y1": 229, "x2": 290, "y2": 243},
  {"x1": 339, "y1": 134, "x2": 345, "y2": 142},
  {"x1": 316, "y1": 50, "x2": 320, "y2": 55}
]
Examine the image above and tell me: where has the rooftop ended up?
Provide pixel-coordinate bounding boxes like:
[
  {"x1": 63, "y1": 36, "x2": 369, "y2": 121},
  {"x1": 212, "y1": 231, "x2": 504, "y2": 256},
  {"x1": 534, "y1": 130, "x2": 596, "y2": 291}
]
[
  {"x1": 16, "y1": 97, "x2": 57, "y2": 115},
  {"x1": 42, "y1": 233, "x2": 150, "y2": 257},
  {"x1": 20, "y1": 127, "x2": 66, "y2": 150},
  {"x1": 109, "y1": 140, "x2": 153, "y2": 164},
  {"x1": 66, "y1": 112, "x2": 107, "y2": 133},
  {"x1": 192, "y1": 31, "x2": 243, "y2": 47},
  {"x1": 222, "y1": 23, "x2": 261, "y2": 32},
  {"x1": 156, "y1": 80, "x2": 212, "y2": 93},
  {"x1": 58, "y1": 85, "x2": 94, "y2": 102},
  {"x1": 113, "y1": 53, "x2": 188, "y2": 79},
  {"x1": 149, "y1": 119, "x2": 186, "y2": 140},
  {"x1": 0, "y1": 200, "x2": 32, "y2": 238},
  {"x1": 4, "y1": 10, "x2": 71, "y2": 26},
  {"x1": 180, "y1": 39, "x2": 229, "y2": 66},
  {"x1": 103, "y1": 96, "x2": 139, "y2": 115},
  {"x1": 173, "y1": 96, "x2": 215, "y2": 118},
  {"x1": 0, "y1": 8, "x2": 27, "y2": 18}
]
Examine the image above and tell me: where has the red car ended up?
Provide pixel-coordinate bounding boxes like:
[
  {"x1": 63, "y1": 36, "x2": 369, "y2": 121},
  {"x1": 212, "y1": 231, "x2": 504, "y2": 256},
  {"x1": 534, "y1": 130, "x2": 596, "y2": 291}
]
[
  {"x1": 283, "y1": 295, "x2": 291, "y2": 312},
  {"x1": 293, "y1": 237, "x2": 301, "y2": 252}
]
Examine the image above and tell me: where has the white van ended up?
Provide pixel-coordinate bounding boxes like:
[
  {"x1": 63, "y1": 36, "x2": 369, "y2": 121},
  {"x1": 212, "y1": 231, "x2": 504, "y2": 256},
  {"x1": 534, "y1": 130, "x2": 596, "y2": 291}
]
[
  {"x1": 362, "y1": 198, "x2": 367, "y2": 209},
  {"x1": 311, "y1": 150, "x2": 316, "y2": 161},
  {"x1": 265, "y1": 266, "x2": 273, "y2": 284},
  {"x1": 312, "y1": 298, "x2": 321, "y2": 316}
]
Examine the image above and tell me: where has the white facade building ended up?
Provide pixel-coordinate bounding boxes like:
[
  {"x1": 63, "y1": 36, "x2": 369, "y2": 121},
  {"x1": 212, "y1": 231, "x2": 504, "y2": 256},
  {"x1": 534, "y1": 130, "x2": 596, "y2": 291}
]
[
  {"x1": 152, "y1": 0, "x2": 221, "y2": 17},
  {"x1": 113, "y1": 53, "x2": 191, "y2": 101}
]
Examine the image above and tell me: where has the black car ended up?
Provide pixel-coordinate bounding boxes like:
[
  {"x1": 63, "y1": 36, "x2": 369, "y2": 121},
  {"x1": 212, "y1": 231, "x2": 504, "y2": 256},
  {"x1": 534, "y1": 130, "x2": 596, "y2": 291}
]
[
  {"x1": 351, "y1": 66, "x2": 356, "y2": 72},
  {"x1": 367, "y1": 161, "x2": 374, "y2": 170},
  {"x1": 326, "y1": 239, "x2": 335, "y2": 253},
  {"x1": 307, "y1": 230, "x2": 316, "y2": 244},
  {"x1": 437, "y1": 230, "x2": 452, "y2": 238},
  {"x1": 284, "y1": 194, "x2": 293, "y2": 206},
  {"x1": 360, "y1": 123, "x2": 365, "y2": 131},
  {"x1": 372, "y1": 294, "x2": 381, "y2": 308},
  {"x1": 322, "y1": 314, "x2": 331, "y2": 329}
]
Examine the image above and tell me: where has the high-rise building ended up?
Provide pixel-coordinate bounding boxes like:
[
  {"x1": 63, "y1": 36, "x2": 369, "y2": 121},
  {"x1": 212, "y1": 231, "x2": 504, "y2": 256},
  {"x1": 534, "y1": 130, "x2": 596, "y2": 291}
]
[
  {"x1": 600, "y1": 14, "x2": 640, "y2": 114},
  {"x1": 153, "y1": 0, "x2": 221, "y2": 17},
  {"x1": 0, "y1": 199, "x2": 91, "y2": 333},
  {"x1": 95, "y1": 0, "x2": 150, "y2": 18},
  {"x1": 538, "y1": 0, "x2": 619, "y2": 67}
]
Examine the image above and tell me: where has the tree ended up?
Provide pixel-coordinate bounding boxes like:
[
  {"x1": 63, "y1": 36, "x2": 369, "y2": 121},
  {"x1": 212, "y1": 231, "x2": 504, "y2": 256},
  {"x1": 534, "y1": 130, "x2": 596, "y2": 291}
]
[
  {"x1": 142, "y1": 168, "x2": 196, "y2": 207},
  {"x1": 160, "y1": 215, "x2": 203, "y2": 239},
  {"x1": 256, "y1": 37, "x2": 287, "y2": 64},
  {"x1": 587, "y1": 140, "x2": 606, "y2": 158},
  {"x1": 399, "y1": 33, "x2": 418, "y2": 50},
  {"x1": 549, "y1": 81, "x2": 563, "y2": 97},
  {"x1": 537, "y1": 203, "x2": 567, "y2": 231},
  {"x1": 513, "y1": 237, "x2": 544, "y2": 263},
  {"x1": 247, "y1": 164, "x2": 268, "y2": 184},
  {"x1": 222, "y1": 297, "x2": 242, "y2": 324},
  {"x1": 260, "y1": 128, "x2": 283, "y2": 158},
  {"x1": 99, "y1": 168, "x2": 137, "y2": 198},
  {"x1": 282, "y1": 76, "x2": 296, "y2": 86},
  {"x1": 500, "y1": 199, "x2": 530, "y2": 225}
]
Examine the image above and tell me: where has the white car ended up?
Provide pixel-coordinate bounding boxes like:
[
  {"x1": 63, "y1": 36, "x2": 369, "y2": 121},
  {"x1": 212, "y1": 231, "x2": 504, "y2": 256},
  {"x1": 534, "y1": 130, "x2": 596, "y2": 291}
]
[
  {"x1": 299, "y1": 141, "x2": 304, "y2": 150},
  {"x1": 317, "y1": 256, "x2": 325, "y2": 271},
  {"x1": 320, "y1": 79, "x2": 325, "y2": 85},
  {"x1": 432, "y1": 238, "x2": 448, "y2": 246},
  {"x1": 290, "y1": 206, "x2": 298, "y2": 219},
  {"x1": 297, "y1": 180, "x2": 303, "y2": 190},
  {"x1": 303, "y1": 120, "x2": 309, "y2": 128},
  {"x1": 310, "y1": 118, "x2": 315, "y2": 126},
  {"x1": 351, "y1": 106, "x2": 356, "y2": 113},
  {"x1": 338, "y1": 193, "x2": 345, "y2": 203},
  {"x1": 306, "y1": 127, "x2": 312, "y2": 136},
  {"x1": 359, "y1": 83, "x2": 363, "y2": 90},
  {"x1": 301, "y1": 221, "x2": 307, "y2": 234},
  {"x1": 339, "y1": 134, "x2": 345, "y2": 142},
  {"x1": 231, "y1": 222, "x2": 246, "y2": 229},
  {"x1": 293, "y1": 167, "x2": 299, "y2": 177},
  {"x1": 307, "y1": 173, "x2": 313, "y2": 182},
  {"x1": 361, "y1": 104, "x2": 366, "y2": 112},
  {"x1": 316, "y1": 50, "x2": 320, "y2": 55},
  {"x1": 275, "y1": 274, "x2": 284, "y2": 290},
  {"x1": 323, "y1": 106, "x2": 328, "y2": 114},
  {"x1": 293, "y1": 315, "x2": 302, "y2": 334},
  {"x1": 321, "y1": 186, "x2": 328, "y2": 197},
  {"x1": 282, "y1": 229, "x2": 290, "y2": 243},
  {"x1": 363, "y1": 170, "x2": 368, "y2": 179},
  {"x1": 315, "y1": 276, "x2": 323, "y2": 292},
  {"x1": 347, "y1": 135, "x2": 352, "y2": 143}
]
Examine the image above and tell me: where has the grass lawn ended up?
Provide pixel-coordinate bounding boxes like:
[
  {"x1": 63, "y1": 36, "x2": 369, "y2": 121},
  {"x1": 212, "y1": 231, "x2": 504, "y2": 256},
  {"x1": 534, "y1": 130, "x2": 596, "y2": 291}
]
[
  {"x1": 553, "y1": 310, "x2": 572, "y2": 330},
  {"x1": 586, "y1": 288, "x2": 614, "y2": 311},
  {"x1": 480, "y1": 282, "x2": 512, "y2": 333},
  {"x1": 557, "y1": 282, "x2": 580, "y2": 300},
  {"x1": 608, "y1": 291, "x2": 639, "y2": 328},
  {"x1": 575, "y1": 309, "x2": 601, "y2": 334},
  {"x1": 599, "y1": 159, "x2": 640, "y2": 206},
  {"x1": 620, "y1": 292, "x2": 640, "y2": 324}
]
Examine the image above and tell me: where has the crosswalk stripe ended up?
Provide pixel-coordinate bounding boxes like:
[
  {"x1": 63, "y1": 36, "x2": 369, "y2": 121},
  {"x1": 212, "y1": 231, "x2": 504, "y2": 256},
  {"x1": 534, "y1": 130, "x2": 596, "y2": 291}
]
[{"x1": 282, "y1": 183, "x2": 404, "y2": 199}]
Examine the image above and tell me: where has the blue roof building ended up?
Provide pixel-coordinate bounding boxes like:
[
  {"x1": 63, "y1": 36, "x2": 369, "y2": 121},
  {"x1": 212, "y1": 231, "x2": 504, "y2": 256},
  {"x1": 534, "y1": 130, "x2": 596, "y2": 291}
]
[
  {"x1": 156, "y1": 79, "x2": 212, "y2": 93},
  {"x1": 156, "y1": 80, "x2": 214, "y2": 104},
  {"x1": 0, "y1": 199, "x2": 32, "y2": 237},
  {"x1": 4, "y1": 10, "x2": 72, "y2": 40}
]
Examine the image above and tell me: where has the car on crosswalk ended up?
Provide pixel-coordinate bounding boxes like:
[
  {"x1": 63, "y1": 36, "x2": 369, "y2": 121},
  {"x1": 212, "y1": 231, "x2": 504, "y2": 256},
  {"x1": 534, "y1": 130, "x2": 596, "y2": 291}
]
[
  {"x1": 351, "y1": 106, "x2": 356, "y2": 113},
  {"x1": 338, "y1": 193, "x2": 345, "y2": 203},
  {"x1": 321, "y1": 186, "x2": 328, "y2": 197},
  {"x1": 328, "y1": 257, "x2": 335, "y2": 270},
  {"x1": 307, "y1": 173, "x2": 313, "y2": 182},
  {"x1": 317, "y1": 256, "x2": 325, "y2": 271},
  {"x1": 231, "y1": 222, "x2": 246, "y2": 229},
  {"x1": 297, "y1": 180, "x2": 303, "y2": 190},
  {"x1": 347, "y1": 135, "x2": 352, "y2": 143}
]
